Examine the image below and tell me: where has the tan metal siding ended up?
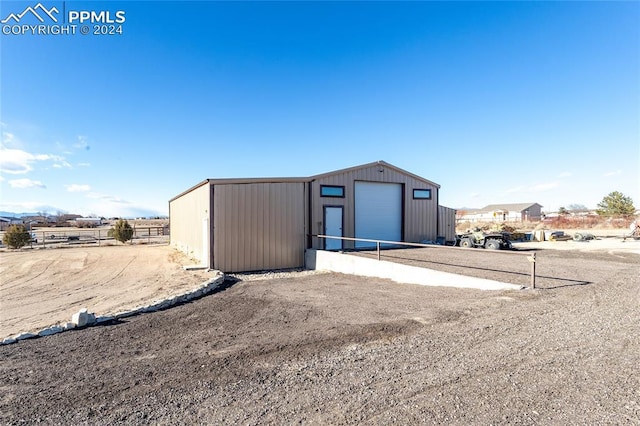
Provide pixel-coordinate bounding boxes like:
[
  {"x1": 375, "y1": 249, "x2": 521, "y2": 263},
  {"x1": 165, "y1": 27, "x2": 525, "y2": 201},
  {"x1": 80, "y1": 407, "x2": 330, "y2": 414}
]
[
  {"x1": 438, "y1": 205, "x2": 457, "y2": 242},
  {"x1": 169, "y1": 182, "x2": 211, "y2": 265},
  {"x1": 213, "y1": 182, "x2": 306, "y2": 272},
  {"x1": 311, "y1": 163, "x2": 439, "y2": 249}
]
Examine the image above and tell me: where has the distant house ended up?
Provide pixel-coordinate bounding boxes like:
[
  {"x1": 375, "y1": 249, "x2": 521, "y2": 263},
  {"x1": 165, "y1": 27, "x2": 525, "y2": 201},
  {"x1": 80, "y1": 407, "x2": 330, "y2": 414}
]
[
  {"x1": 0, "y1": 217, "x2": 23, "y2": 231},
  {"x1": 58, "y1": 214, "x2": 82, "y2": 222},
  {"x1": 22, "y1": 215, "x2": 56, "y2": 226},
  {"x1": 74, "y1": 217, "x2": 104, "y2": 227},
  {"x1": 457, "y1": 203, "x2": 543, "y2": 223}
]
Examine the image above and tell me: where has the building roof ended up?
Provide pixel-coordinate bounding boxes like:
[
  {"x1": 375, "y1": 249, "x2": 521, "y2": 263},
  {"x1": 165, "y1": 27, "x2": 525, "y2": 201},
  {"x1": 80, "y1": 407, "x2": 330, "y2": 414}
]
[
  {"x1": 169, "y1": 177, "x2": 310, "y2": 203},
  {"x1": 480, "y1": 203, "x2": 542, "y2": 212},
  {"x1": 310, "y1": 160, "x2": 441, "y2": 188},
  {"x1": 170, "y1": 160, "x2": 440, "y2": 202},
  {"x1": 207, "y1": 177, "x2": 309, "y2": 185}
]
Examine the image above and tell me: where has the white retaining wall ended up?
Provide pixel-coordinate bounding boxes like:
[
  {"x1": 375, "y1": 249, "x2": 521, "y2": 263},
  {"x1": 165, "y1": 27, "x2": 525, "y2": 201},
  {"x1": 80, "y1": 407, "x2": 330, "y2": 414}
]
[{"x1": 305, "y1": 249, "x2": 523, "y2": 291}]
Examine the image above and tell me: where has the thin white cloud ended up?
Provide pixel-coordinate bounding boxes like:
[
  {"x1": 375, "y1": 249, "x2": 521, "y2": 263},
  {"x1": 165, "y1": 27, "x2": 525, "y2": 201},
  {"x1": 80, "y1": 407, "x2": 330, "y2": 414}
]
[
  {"x1": 54, "y1": 135, "x2": 91, "y2": 154},
  {"x1": 55, "y1": 142, "x2": 67, "y2": 152},
  {"x1": 506, "y1": 186, "x2": 525, "y2": 194},
  {"x1": 83, "y1": 190, "x2": 166, "y2": 217},
  {"x1": 86, "y1": 199, "x2": 165, "y2": 218},
  {"x1": 505, "y1": 181, "x2": 560, "y2": 194},
  {"x1": 531, "y1": 182, "x2": 559, "y2": 192},
  {"x1": 87, "y1": 192, "x2": 131, "y2": 205},
  {"x1": 603, "y1": 170, "x2": 622, "y2": 177},
  {"x1": 73, "y1": 135, "x2": 91, "y2": 151},
  {"x1": 66, "y1": 184, "x2": 91, "y2": 192},
  {"x1": 78, "y1": 162, "x2": 91, "y2": 167},
  {"x1": 51, "y1": 158, "x2": 72, "y2": 169},
  {"x1": 9, "y1": 178, "x2": 46, "y2": 189},
  {"x1": 87, "y1": 192, "x2": 108, "y2": 199},
  {"x1": 558, "y1": 171, "x2": 572, "y2": 178},
  {"x1": 1, "y1": 130, "x2": 16, "y2": 146}
]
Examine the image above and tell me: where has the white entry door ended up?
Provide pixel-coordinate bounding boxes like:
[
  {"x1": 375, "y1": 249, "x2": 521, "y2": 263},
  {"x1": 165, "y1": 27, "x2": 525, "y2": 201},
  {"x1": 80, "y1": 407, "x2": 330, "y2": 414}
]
[
  {"x1": 324, "y1": 206, "x2": 343, "y2": 250},
  {"x1": 355, "y1": 181, "x2": 402, "y2": 248}
]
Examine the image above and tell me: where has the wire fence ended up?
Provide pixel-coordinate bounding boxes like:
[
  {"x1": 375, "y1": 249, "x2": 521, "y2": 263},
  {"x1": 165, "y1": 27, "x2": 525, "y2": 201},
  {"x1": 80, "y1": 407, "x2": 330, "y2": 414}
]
[{"x1": 2, "y1": 226, "x2": 169, "y2": 248}]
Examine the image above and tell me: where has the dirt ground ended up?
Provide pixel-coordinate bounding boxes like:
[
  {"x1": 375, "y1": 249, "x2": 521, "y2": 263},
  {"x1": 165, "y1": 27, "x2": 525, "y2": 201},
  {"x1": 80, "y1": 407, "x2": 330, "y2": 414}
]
[
  {"x1": 0, "y1": 245, "x2": 213, "y2": 339},
  {"x1": 1, "y1": 241, "x2": 639, "y2": 423}
]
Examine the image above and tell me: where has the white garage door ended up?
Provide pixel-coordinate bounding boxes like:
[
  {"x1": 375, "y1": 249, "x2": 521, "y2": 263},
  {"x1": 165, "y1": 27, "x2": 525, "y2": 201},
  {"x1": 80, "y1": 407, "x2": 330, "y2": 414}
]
[{"x1": 355, "y1": 181, "x2": 402, "y2": 248}]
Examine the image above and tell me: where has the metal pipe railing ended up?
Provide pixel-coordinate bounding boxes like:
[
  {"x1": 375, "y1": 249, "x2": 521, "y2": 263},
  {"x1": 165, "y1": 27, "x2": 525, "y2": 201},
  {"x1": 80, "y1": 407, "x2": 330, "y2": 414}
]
[{"x1": 313, "y1": 234, "x2": 537, "y2": 289}]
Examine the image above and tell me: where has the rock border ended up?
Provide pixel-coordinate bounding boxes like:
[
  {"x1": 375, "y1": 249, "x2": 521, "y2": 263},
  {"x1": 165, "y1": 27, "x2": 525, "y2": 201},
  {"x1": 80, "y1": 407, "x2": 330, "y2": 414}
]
[{"x1": 1, "y1": 272, "x2": 225, "y2": 346}]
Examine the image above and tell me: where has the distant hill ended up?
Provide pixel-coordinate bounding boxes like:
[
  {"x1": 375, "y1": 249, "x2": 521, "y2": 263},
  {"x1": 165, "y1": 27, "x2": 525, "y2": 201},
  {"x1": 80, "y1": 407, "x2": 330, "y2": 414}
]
[{"x1": 0, "y1": 211, "x2": 39, "y2": 218}]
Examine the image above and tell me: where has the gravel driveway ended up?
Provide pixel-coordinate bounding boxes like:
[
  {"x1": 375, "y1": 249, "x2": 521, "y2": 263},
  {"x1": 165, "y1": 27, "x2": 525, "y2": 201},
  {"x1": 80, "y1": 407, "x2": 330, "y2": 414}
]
[{"x1": 1, "y1": 246, "x2": 638, "y2": 424}]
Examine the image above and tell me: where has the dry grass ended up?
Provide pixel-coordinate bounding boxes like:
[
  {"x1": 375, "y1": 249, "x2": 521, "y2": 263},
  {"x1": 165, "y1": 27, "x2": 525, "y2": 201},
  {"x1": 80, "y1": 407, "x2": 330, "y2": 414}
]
[{"x1": 456, "y1": 215, "x2": 635, "y2": 234}]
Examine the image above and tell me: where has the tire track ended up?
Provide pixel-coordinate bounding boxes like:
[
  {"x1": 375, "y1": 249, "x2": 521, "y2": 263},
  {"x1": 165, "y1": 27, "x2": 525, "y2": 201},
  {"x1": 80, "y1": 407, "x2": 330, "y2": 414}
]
[
  {"x1": 11, "y1": 255, "x2": 61, "y2": 286},
  {"x1": 103, "y1": 255, "x2": 138, "y2": 285}
]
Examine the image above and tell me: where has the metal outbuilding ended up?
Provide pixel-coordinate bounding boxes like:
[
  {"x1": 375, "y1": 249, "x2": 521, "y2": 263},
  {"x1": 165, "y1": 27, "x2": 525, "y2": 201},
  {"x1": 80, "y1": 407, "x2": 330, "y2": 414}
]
[{"x1": 169, "y1": 161, "x2": 455, "y2": 272}]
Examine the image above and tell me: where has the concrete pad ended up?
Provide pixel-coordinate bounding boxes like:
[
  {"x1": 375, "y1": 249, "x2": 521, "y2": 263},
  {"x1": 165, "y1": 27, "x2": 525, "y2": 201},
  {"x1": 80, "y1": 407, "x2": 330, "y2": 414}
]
[{"x1": 305, "y1": 249, "x2": 523, "y2": 291}]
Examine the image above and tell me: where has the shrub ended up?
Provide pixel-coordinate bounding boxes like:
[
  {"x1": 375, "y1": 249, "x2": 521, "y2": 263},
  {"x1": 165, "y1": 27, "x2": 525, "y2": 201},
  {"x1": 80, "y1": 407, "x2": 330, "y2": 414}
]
[
  {"x1": 109, "y1": 219, "x2": 134, "y2": 244},
  {"x1": 2, "y1": 224, "x2": 32, "y2": 249}
]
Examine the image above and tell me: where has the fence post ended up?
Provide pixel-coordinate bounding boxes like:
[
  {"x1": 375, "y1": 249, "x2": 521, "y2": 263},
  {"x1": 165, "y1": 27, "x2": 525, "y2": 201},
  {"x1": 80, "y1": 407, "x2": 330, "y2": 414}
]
[
  {"x1": 529, "y1": 252, "x2": 536, "y2": 289},
  {"x1": 377, "y1": 241, "x2": 380, "y2": 261}
]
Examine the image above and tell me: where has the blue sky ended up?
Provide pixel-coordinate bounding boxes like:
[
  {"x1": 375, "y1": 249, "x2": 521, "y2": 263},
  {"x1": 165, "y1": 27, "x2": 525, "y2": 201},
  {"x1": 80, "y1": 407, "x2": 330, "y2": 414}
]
[{"x1": 1, "y1": 1, "x2": 638, "y2": 218}]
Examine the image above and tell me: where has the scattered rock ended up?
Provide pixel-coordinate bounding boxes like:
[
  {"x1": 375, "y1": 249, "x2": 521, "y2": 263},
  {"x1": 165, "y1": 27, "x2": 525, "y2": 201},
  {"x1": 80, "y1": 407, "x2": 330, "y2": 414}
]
[
  {"x1": 14, "y1": 332, "x2": 37, "y2": 341},
  {"x1": 71, "y1": 308, "x2": 96, "y2": 327},
  {"x1": 96, "y1": 316, "x2": 114, "y2": 324},
  {"x1": 38, "y1": 326, "x2": 63, "y2": 337}
]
